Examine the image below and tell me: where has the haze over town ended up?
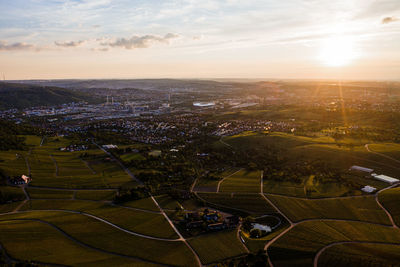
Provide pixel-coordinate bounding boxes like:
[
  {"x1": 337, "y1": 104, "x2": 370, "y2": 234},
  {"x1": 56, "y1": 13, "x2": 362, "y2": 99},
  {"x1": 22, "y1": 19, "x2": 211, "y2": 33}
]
[{"x1": 1, "y1": 0, "x2": 400, "y2": 80}]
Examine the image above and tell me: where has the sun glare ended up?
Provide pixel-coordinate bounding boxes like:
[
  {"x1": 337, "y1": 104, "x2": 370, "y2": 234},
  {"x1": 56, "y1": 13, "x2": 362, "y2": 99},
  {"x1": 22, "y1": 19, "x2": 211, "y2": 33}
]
[{"x1": 319, "y1": 35, "x2": 355, "y2": 67}]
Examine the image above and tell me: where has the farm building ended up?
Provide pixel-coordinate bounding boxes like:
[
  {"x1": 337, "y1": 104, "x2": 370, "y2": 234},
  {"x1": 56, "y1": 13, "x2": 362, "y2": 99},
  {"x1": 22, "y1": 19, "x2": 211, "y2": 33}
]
[
  {"x1": 361, "y1": 185, "x2": 376, "y2": 193},
  {"x1": 349, "y1": 165, "x2": 374, "y2": 173},
  {"x1": 372, "y1": 174, "x2": 399, "y2": 184}
]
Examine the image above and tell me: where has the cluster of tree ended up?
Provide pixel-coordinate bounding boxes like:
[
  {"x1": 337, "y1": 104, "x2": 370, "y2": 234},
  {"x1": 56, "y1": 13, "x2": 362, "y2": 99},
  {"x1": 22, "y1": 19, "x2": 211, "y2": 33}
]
[
  {"x1": 0, "y1": 120, "x2": 39, "y2": 150},
  {"x1": 0, "y1": 82, "x2": 99, "y2": 110},
  {"x1": 113, "y1": 186, "x2": 148, "y2": 204}
]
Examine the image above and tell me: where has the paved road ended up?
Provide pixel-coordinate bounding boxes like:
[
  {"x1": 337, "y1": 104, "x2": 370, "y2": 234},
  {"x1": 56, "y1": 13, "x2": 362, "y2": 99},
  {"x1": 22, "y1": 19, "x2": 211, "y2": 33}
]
[
  {"x1": 0, "y1": 218, "x2": 167, "y2": 266},
  {"x1": 313, "y1": 240, "x2": 400, "y2": 267}
]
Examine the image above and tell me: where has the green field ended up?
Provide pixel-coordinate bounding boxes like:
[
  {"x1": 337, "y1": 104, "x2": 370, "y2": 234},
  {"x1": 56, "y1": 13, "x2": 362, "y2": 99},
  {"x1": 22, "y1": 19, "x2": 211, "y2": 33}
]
[
  {"x1": 27, "y1": 188, "x2": 73, "y2": 199},
  {"x1": 0, "y1": 211, "x2": 195, "y2": 266},
  {"x1": 267, "y1": 195, "x2": 392, "y2": 225},
  {"x1": 0, "y1": 150, "x2": 29, "y2": 177},
  {"x1": 269, "y1": 220, "x2": 400, "y2": 266},
  {"x1": 188, "y1": 230, "x2": 248, "y2": 264},
  {"x1": 155, "y1": 194, "x2": 182, "y2": 210},
  {"x1": 0, "y1": 219, "x2": 155, "y2": 266},
  {"x1": 6, "y1": 137, "x2": 133, "y2": 189},
  {"x1": 197, "y1": 193, "x2": 276, "y2": 216},
  {"x1": 220, "y1": 170, "x2": 261, "y2": 193},
  {"x1": 318, "y1": 242, "x2": 400, "y2": 267},
  {"x1": 20, "y1": 199, "x2": 178, "y2": 239},
  {"x1": 378, "y1": 187, "x2": 400, "y2": 226},
  {"x1": 75, "y1": 190, "x2": 116, "y2": 201}
]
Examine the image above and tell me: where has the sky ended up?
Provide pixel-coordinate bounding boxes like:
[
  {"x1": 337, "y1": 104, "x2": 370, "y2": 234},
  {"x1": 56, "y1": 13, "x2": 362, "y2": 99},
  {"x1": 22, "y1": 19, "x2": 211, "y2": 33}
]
[{"x1": 0, "y1": 0, "x2": 399, "y2": 80}]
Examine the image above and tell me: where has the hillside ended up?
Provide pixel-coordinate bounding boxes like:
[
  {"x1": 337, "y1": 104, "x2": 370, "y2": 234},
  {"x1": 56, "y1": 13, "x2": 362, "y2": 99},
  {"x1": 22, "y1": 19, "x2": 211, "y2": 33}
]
[{"x1": 0, "y1": 82, "x2": 99, "y2": 109}]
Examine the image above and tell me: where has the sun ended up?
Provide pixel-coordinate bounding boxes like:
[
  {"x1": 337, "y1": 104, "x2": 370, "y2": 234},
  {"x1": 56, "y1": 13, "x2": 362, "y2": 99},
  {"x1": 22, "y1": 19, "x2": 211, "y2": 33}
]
[{"x1": 319, "y1": 35, "x2": 355, "y2": 67}]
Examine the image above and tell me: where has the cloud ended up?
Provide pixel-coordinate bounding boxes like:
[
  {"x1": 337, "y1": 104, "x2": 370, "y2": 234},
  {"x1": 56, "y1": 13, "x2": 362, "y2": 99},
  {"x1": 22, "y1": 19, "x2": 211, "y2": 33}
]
[
  {"x1": 54, "y1": 40, "x2": 85, "y2": 47},
  {"x1": 103, "y1": 33, "x2": 179, "y2": 49},
  {"x1": 382, "y1": 16, "x2": 399, "y2": 24},
  {"x1": 0, "y1": 41, "x2": 34, "y2": 51}
]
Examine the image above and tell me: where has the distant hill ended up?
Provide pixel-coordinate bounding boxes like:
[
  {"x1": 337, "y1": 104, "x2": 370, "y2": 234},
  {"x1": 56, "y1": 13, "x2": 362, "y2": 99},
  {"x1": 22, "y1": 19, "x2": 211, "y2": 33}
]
[{"x1": 0, "y1": 82, "x2": 99, "y2": 109}]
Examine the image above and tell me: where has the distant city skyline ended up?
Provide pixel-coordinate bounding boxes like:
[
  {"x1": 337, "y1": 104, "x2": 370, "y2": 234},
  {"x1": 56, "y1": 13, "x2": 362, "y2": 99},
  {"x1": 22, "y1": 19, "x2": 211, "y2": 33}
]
[{"x1": 0, "y1": 0, "x2": 399, "y2": 80}]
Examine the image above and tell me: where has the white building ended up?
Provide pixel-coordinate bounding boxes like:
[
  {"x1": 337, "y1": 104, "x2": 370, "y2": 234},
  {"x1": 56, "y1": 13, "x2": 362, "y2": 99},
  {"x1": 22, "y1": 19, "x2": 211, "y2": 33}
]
[
  {"x1": 372, "y1": 174, "x2": 399, "y2": 184},
  {"x1": 361, "y1": 185, "x2": 376, "y2": 193},
  {"x1": 350, "y1": 165, "x2": 374, "y2": 173}
]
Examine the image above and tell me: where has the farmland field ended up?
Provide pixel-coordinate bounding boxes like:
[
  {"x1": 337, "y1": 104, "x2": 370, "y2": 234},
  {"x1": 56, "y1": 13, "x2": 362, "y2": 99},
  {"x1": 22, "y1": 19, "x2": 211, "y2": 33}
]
[
  {"x1": 188, "y1": 230, "x2": 248, "y2": 264},
  {"x1": 197, "y1": 193, "x2": 276, "y2": 215},
  {"x1": 0, "y1": 219, "x2": 156, "y2": 266},
  {"x1": 0, "y1": 211, "x2": 196, "y2": 266},
  {"x1": 19, "y1": 199, "x2": 178, "y2": 239},
  {"x1": 267, "y1": 194, "x2": 392, "y2": 225},
  {"x1": 219, "y1": 170, "x2": 261, "y2": 193},
  {"x1": 317, "y1": 242, "x2": 400, "y2": 267},
  {"x1": 27, "y1": 188, "x2": 73, "y2": 199},
  {"x1": 268, "y1": 220, "x2": 400, "y2": 266},
  {"x1": 75, "y1": 190, "x2": 116, "y2": 201},
  {"x1": 378, "y1": 187, "x2": 400, "y2": 226}
]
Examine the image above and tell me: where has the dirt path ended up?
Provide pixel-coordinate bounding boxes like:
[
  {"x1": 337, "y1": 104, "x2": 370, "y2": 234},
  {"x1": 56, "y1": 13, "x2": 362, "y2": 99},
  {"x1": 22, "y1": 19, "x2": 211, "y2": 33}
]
[
  {"x1": 49, "y1": 155, "x2": 58, "y2": 177},
  {"x1": 216, "y1": 168, "x2": 243, "y2": 193},
  {"x1": 81, "y1": 159, "x2": 96, "y2": 174},
  {"x1": 376, "y1": 183, "x2": 399, "y2": 229}
]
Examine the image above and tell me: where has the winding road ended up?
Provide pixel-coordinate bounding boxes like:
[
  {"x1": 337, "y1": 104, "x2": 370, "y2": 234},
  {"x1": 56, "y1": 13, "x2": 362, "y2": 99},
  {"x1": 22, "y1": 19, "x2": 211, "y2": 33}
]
[{"x1": 94, "y1": 142, "x2": 203, "y2": 267}]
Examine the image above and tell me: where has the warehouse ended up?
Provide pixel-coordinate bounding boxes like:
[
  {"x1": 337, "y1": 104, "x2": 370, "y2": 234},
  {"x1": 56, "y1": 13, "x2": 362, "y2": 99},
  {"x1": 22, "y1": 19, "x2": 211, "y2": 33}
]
[{"x1": 372, "y1": 174, "x2": 399, "y2": 184}]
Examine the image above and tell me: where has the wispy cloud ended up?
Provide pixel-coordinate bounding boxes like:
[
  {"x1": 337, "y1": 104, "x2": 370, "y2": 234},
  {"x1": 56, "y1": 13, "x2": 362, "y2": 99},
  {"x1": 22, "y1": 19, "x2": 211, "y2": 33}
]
[
  {"x1": 382, "y1": 16, "x2": 399, "y2": 24},
  {"x1": 102, "y1": 33, "x2": 179, "y2": 49},
  {"x1": 0, "y1": 41, "x2": 34, "y2": 51},
  {"x1": 54, "y1": 40, "x2": 86, "y2": 47}
]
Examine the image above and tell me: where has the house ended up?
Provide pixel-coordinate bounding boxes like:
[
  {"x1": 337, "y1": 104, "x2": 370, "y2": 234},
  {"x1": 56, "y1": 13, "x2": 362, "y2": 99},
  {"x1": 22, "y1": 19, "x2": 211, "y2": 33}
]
[
  {"x1": 185, "y1": 212, "x2": 201, "y2": 221},
  {"x1": 372, "y1": 174, "x2": 399, "y2": 184},
  {"x1": 350, "y1": 165, "x2": 374, "y2": 173},
  {"x1": 204, "y1": 213, "x2": 219, "y2": 222},
  {"x1": 207, "y1": 223, "x2": 225, "y2": 231},
  {"x1": 102, "y1": 144, "x2": 118, "y2": 149},
  {"x1": 361, "y1": 185, "x2": 376, "y2": 193},
  {"x1": 186, "y1": 221, "x2": 203, "y2": 229},
  {"x1": 225, "y1": 215, "x2": 240, "y2": 227}
]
